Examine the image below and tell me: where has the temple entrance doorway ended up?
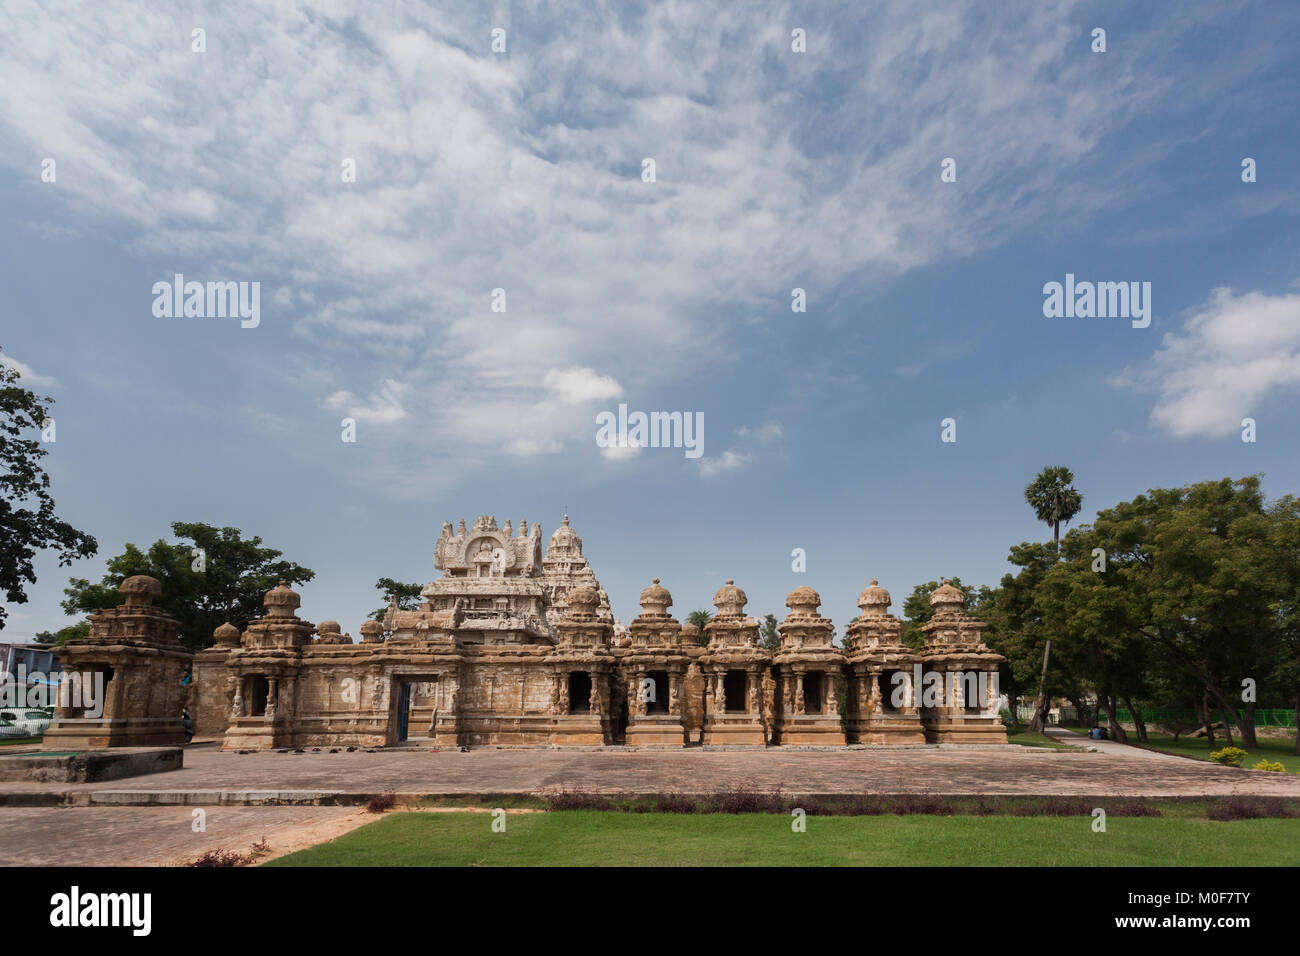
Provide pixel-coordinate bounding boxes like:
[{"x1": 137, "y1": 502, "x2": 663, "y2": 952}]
[
  {"x1": 568, "y1": 672, "x2": 592, "y2": 713},
  {"x1": 390, "y1": 676, "x2": 440, "y2": 744}
]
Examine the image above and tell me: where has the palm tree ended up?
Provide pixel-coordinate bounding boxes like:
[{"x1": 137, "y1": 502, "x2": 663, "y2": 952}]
[
  {"x1": 1024, "y1": 466, "x2": 1083, "y2": 545},
  {"x1": 1023, "y1": 466, "x2": 1083, "y2": 734},
  {"x1": 687, "y1": 609, "x2": 713, "y2": 644}
]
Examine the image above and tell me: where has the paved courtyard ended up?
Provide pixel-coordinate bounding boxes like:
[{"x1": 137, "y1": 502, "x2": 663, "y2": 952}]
[
  {"x1": 4, "y1": 741, "x2": 1299, "y2": 806},
  {"x1": 0, "y1": 805, "x2": 371, "y2": 866}
]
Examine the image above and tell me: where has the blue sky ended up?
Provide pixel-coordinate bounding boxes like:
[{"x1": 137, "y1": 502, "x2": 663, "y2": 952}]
[{"x1": 2, "y1": 1, "x2": 1298, "y2": 641}]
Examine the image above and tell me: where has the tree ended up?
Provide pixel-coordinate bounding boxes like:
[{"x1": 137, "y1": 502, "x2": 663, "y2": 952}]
[
  {"x1": 1023, "y1": 465, "x2": 1084, "y2": 731},
  {"x1": 1268, "y1": 494, "x2": 1300, "y2": 754},
  {"x1": 0, "y1": 349, "x2": 97, "y2": 630},
  {"x1": 34, "y1": 620, "x2": 90, "y2": 646},
  {"x1": 1024, "y1": 465, "x2": 1084, "y2": 545},
  {"x1": 368, "y1": 578, "x2": 423, "y2": 623},
  {"x1": 1035, "y1": 477, "x2": 1293, "y2": 749},
  {"x1": 60, "y1": 522, "x2": 313, "y2": 651},
  {"x1": 758, "y1": 613, "x2": 780, "y2": 652},
  {"x1": 687, "y1": 609, "x2": 712, "y2": 644}
]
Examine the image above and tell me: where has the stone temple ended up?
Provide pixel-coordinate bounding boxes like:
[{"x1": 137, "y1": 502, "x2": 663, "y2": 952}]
[{"x1": 48, "y1": 514, "x2": 1007, "y2": 749}]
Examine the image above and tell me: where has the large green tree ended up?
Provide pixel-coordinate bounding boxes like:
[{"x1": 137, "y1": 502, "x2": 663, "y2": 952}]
[
  {"x1": 0, "y1": 350, "x2": 97, "y2": 630},
  {"x1": 1269, "y1": 494, "x2": 1300, "y2": 753},
  {"x1": 60, "y1": 521, "x2": 313, "y2": 651},
  {"x1": 1034, "y1": 477, "x2": 1294, "y2": 749}
]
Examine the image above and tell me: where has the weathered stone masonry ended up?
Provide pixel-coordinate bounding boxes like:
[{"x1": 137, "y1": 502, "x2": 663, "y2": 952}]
[{"x1": 65, "y1": 514, "x2": 1008, "y2": 749}]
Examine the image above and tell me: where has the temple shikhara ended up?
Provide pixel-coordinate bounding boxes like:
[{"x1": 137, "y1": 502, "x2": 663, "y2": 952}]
[{"x1": 48, "y1": 514, "x2": 1008, "y2": 750}]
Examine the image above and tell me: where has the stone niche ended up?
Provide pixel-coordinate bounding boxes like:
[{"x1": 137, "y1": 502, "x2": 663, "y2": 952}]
[
  {"x1": 918, "y1": 581, "x2": 1008, "y2": 744},
  {"x1": 843, "y1": 580, "x2": 926, "y2": 745},
  {"x1": 44, "y1": 575, "x2": 192, "y2": 749},
  {"x1": 699, "y1": 580, "x2": 771, "y2": 746},
  {"x1": 622, "y1": 579, "x2": 691, "y2": 747},
  {"x1": 547, "y1": 585, "x2": 615, "y2": 745},
  {"x1": 771, "y1": 587, "x2": 846, "y2": 746}
]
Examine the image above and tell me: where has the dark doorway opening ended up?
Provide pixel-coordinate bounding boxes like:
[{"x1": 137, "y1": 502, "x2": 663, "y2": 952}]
[
  {"x1": 645, "y1": 671, "x2": 669, "y2": 714},
  {"x1": 568, "y1": 672, "x2": 592, "y2": 713},
  {"x1": 246, "y1": 676, "x2": 269, "y2": 717},
  {"x1": 724, "y1": 670, "x2": 747, "y2": 712},
  {"x1": 397, "y1": 682, "x2": 412, "y2": 741},
  {"x1": 878, "y1": 672, "x2": 900, "y2": 712},
  {"x1": 803, "y1": 672, "x2": 823, "y2": 713}
]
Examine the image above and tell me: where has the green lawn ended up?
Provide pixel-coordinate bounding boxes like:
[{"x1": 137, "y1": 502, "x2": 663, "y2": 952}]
[
  {"x1": 1138, "y1": 733, "x2": 1300, "y2": 772},
  {"x1": 266, "y1": 810, "x2": 1300, "y2": 867}
]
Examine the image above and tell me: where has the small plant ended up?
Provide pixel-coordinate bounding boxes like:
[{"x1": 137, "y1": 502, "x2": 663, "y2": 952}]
[
  {"x1": 1208, "y1": 746, "x2": 1247, "y2": 767},
  {"x1": 1205, "y1": 796, "x2": 1298, "y2": 821},
  {"x1": 367, "y1": 790, "x2": 396, "y2": 813},
  {"x1": 1252, "y1": 759, "x2": 1285, "y2": 772},
  {"x1": 185, "y1": 837, "x2": 271, "y2": 867}
]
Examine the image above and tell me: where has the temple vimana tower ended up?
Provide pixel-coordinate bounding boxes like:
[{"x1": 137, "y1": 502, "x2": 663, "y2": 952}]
[{"x1": 73, "y1": 513, "x2": 1006, "y2": 750}]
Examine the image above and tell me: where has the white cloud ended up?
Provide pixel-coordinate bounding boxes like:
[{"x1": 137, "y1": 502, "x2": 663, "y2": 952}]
[
  {"x1": 599, "y1": 442, "x2": 644, "y2": 462},
  {"x1": 735, "y1": 422, "x2": 783, "y2": 443},
  {"x1": 0, "y1": 352, "x2": 58, "y2": 388},
  {"x1": 543, "y1": 367, "x2": 623, "y2": 405},
  {"x1": 323, "y1": 378, "x2": 410, "y2": 424},
  {"x1": 699, "y1": 449, "x2": 754, "y2": 477},
  {"x1": 1119, "y1": 284, "x2": 1300, "y2": 439}
]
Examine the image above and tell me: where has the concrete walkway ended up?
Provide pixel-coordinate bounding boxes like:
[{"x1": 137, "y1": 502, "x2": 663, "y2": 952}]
[{"x1": 1043, "y1": 727, "x2": 1189, "y2": 761}]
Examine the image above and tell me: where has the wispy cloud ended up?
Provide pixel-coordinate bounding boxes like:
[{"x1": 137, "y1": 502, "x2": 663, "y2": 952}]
[{"x1": 0, "y1": 0, "x2": 1255, "y2": 495}]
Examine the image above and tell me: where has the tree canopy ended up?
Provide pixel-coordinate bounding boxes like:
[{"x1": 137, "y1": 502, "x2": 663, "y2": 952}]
[
  {"x1": 1024, "y1": 465, "x2": 1084, "y2": 543},
  {"x1": 0, "y1": 349, "x2": 97, "y2": 630},
  {"x1": 60, "y1": 521, "x2": 313, "y2": 651}
]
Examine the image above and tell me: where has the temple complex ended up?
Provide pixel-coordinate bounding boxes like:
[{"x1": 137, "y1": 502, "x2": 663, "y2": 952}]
[{"x1": 60, "y1": 514, "x2": 1009, "y2": 751}]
